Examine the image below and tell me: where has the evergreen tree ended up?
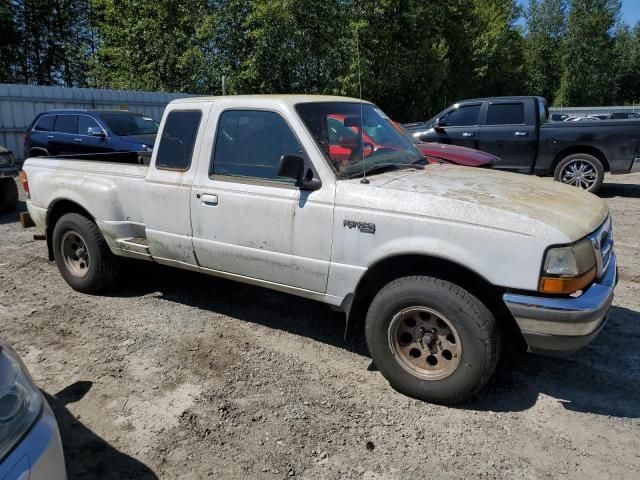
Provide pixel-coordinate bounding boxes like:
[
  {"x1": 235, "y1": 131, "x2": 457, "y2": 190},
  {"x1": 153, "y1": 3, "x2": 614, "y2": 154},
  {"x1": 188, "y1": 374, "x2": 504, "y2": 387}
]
[
  {"x1": 611, "y1": 22, "x2": 640, "y2": 104},
  {"x1": 468, "y1": 0, "x2": 525, "y2": 99},
  {"x1": 555, "y1": 0, "x2": 621, "y2": 106},
  {"x1": 0, "y1": 1, "x2": 20, "y2": 83},
  {"x1": 8, "y1": 0, "x2": 94, "y2": 86},
  {"x1": 523, "y1": 0, "x2": 567, "y2": 103},
  {"x1": 91, "y1": 0, "x2": 208, "y2": 92}
]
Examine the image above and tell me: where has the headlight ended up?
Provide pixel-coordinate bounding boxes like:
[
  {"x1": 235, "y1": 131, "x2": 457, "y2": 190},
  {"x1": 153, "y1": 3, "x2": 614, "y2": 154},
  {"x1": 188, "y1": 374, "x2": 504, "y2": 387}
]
[
  {"x1": 0, "y1": 155, "x2": 13, "y2": 167},
  {"x1": 0, "y1": 341, "x2": 43, "y2": 460},
  {"x1": 540, "y1": 238, "x2": 597, "y2": 294}
]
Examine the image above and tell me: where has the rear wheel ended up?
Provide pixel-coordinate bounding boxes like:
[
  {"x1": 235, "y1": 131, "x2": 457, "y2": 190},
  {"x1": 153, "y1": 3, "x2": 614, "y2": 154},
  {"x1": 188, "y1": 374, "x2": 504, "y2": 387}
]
[
  {"x1": 365, "y1": 276, "x2": 499, "y2": 404},
  {"x1": 0, "y1": 178, "x2": 18, "y2": 213},
  {"x1": 52, "y1": 213, "x2": 120, "y2": 293},
  {"x1": 554, "y1": 153, "x2": 604, "y2": 193}
]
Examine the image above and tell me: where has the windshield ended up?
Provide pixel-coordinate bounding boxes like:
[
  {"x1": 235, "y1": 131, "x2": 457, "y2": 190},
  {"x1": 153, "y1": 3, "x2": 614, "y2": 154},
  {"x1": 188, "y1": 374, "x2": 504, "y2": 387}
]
[
  {"x1": 99, "y1": 113, "x2": 159, "y2": 136},
  {"x1": 295, "y1": 102, "x2": 424, "y2": 178}
]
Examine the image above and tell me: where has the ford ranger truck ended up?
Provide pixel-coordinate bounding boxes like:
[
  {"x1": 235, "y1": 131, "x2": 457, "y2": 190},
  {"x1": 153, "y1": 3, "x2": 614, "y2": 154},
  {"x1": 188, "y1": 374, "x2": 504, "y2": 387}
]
[
  {"x1": 404, "y1": 96, "x2": 640, "y2": 193},
  {"x1": 21, "y1": 95, "x2": 617, "y2": 404}
]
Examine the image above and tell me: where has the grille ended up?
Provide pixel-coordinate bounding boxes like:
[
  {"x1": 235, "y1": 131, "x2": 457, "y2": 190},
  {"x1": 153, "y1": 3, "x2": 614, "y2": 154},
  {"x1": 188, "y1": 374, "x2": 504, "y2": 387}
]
[{"x1": 588, "y1": 216, "x2": 613, "y2": 279}]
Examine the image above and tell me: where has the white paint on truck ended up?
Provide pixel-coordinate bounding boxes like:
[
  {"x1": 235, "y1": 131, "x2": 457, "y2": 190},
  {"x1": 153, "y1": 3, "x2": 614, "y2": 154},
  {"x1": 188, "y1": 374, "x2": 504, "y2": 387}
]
[{"x1": 22, "y1": 95, "x2": 617, "y2": 404}]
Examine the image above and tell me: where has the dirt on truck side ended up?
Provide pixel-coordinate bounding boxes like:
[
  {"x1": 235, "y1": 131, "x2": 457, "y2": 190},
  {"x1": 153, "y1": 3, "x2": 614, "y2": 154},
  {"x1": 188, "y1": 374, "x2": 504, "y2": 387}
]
[{"x1": 1, "y1": 176, "x2": 639, "y2": 480}]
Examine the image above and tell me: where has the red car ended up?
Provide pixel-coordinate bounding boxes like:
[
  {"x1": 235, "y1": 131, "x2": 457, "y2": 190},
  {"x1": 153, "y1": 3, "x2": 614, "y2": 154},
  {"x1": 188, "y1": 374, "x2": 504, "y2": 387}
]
[
  {"x1": 327, "y1": 114, "x2": 496, "y2": 168},
  {"x1": 414, "y1": 141, "x2": 497, "y2": 167}
]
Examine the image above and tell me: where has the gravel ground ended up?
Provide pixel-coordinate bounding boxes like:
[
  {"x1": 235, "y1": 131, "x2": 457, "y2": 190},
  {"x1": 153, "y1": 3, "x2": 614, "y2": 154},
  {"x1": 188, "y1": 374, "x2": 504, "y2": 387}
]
[{"x1": 1, "y1": 174, "x2": 639, "y2": 480}]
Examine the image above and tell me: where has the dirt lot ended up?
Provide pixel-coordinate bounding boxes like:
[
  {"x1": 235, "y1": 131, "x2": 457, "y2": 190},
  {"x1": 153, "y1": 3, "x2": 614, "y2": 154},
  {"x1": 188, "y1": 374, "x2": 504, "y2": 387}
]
[{"x1": 1, "y1": 174, "x2": 639, "y2": 479}]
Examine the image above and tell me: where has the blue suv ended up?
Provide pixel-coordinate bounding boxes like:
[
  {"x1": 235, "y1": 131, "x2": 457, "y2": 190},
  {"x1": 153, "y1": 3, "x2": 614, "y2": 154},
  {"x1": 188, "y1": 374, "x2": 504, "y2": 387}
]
[{"x1": 25, "y1": 110, "x2": 159, "y2": 158}]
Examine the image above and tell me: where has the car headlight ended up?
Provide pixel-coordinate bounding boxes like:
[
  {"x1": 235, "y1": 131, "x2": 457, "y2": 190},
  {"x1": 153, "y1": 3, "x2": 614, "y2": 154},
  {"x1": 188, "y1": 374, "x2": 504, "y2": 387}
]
[
  {"x1": 0, "y1": 155, "x2": 13, "y2": 167},
  {"x1": 539, "y1": 238, "x2": 597, "y2": 294},
  {"x1": 0, "y1": 341, "x2": 43, "y2": 460}
]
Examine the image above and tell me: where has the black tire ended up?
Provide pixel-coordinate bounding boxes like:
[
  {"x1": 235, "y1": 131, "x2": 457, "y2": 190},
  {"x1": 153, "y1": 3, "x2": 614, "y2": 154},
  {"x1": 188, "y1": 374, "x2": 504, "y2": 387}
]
[
  {"x1": 365, "y1": 276, "x2": 499, "y2": 405},
  {"x1": 29, "y1": 148, "x2": 50, "y2": 157},
  {"x1": 553, "y1": 153, "x2": 604, "y2": 193},
  {"x1": 52, "y1": 213, "x2": 120, "y2": 293},
  {"x1": 0, "y1": 178, "x2": 18, "y2": 213}
]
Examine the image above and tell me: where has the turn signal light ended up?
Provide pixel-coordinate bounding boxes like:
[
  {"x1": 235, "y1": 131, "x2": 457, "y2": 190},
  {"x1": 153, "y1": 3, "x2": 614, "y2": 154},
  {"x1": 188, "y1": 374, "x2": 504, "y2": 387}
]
[
  {"x1": 19, "y1": 171, "x2": 29, "y2": 199},
  {"x1": 539, "y1": 268, "x2": 596, "y2": 294}
]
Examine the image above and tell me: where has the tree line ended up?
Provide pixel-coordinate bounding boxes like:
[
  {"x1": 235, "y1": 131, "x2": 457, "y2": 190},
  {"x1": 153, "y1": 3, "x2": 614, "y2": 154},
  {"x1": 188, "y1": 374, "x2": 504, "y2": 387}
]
[{"x1": 0, "y1": 0, "x2": 636, "y2": 121}]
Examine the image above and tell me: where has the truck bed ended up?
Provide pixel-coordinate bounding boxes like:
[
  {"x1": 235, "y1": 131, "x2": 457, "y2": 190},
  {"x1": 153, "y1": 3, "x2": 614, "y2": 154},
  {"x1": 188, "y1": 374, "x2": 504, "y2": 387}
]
[{"x1": 24, "y1": 157, "x2": 149, "y2": 251}]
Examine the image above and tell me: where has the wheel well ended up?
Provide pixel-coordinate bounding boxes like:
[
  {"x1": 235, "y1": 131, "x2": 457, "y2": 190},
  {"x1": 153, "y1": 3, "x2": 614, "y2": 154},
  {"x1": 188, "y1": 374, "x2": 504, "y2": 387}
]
[
  {"x1": 45, "y1": 200, "x2": 95, "y2": 260},
  {"x1": 344, "y1": 254, "x2": 524, "y2": 348},
  {"x1": 552, "y1": 146, "x2": 609, "y2": 173},
  {"x1": 29, "y1": 147, "x2": 50, "y2": 157}
]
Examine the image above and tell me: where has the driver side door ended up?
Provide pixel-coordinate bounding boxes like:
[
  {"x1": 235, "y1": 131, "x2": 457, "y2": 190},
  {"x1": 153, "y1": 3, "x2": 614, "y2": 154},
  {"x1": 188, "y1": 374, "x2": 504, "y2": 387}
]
[
  {"x1": 418, "y1": 103, "x2": 482, "y2": 149},
  {"x1": 191, "y1": 107, "x2": 334, "y2": 294}
]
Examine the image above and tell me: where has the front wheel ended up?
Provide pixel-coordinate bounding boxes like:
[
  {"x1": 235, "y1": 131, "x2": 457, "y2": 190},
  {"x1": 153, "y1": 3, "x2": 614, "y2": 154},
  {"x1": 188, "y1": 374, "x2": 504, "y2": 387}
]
[
  {"x1": 554, "y1": 153, "x2": 604, "y2": 193},
  {"x1": 52, "y1": 213, "x2": 120, "y2": 293},
  {"x1": 365, "y1": 276, "x2": 500, "y2": 404}
]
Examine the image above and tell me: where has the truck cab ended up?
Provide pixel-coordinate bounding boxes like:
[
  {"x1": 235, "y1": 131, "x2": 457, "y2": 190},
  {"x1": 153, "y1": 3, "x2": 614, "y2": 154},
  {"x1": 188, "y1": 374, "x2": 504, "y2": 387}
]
[
  {"x1": 407, "y1": 96, "x2": 640, "y2": 193},
  {"x1": 22, "y1": 95, "x2": 617, "y2": 405}
]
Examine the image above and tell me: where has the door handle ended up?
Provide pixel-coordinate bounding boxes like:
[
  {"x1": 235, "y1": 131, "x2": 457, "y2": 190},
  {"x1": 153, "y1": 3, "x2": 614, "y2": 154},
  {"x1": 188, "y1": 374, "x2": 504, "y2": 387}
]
[
  {"x1": 514, "y1": 131, "x2": 528, "y2": 136},
  {"x1": 46, "y1": 135, "x2": 54, "y2": 139},
  {"x1": 73, "y1": 138, "x2": 83, "y2": 142},
  {"x1": 201, "y1": 194, "x2": 218, "y2": 206},
  {"x1": 462, "y1": 132, "x2": 475, "y2": 137}
]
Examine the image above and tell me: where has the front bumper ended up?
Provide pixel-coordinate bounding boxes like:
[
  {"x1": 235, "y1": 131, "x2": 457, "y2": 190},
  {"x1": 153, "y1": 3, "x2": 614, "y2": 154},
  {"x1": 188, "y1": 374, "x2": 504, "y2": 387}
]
[
  {"x1": 0, "y1": 401, "x2": 67, "y2": 480},
  {"x1": 0, "y1": 167, "x2": 19, "y2": 179},
  {"x1": 503, "y1": 252, "x2": 617, "y2": 356}
]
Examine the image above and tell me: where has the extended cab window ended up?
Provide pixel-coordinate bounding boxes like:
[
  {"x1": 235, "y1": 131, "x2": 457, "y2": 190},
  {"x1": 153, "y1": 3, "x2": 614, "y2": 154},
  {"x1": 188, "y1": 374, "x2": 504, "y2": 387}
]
[
  {"x1": 54, "y1": 115, "x2": 78, "y2": 134},
  {"x1": 34, "y1": 115, "x2": 55, "y2": 132},
  {"x1": 486, "y1": 103, "x2": 525, "y2": 125},
  {"x1": 211, "y1": 110, "x2": 305, "y2": 183},
  {"x1": 441, "y1": 104, "x2": 480, "y2": 126},
  {"x1": 155, "y1": 110, "x2": 201, "y2": 171}
]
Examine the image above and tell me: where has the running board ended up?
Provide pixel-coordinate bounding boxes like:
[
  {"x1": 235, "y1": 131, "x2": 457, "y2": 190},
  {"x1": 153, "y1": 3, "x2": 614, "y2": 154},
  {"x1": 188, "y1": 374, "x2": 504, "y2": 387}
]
[{"x1": 116, "y1": 237, "x2": 150, "y2": 255}]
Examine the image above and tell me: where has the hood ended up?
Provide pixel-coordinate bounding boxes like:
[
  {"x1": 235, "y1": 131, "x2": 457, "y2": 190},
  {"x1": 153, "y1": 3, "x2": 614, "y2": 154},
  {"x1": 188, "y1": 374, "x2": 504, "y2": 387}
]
[
  {"x1": 118, "y1": 134, "x2": 157, "y2": 147},
  {"x1": 416, "y1": 143, "x2": 497, "y2": 167},
  {"x1": 345, "y1": 165, "x2": 608, "y2": 242}
]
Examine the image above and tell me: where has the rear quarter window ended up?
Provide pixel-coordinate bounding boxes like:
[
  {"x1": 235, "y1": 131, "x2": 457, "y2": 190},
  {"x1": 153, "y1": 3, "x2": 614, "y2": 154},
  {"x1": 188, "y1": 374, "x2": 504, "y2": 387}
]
[
  {"x1": 155, "y1": 110, "x2": 202, "y2": 171},
  {"x1": 34, "y1": 115, "x2": 56, "y2": 132},
  {"x1": 486, "y1": 103, "x2": 525, "y2": 125}
]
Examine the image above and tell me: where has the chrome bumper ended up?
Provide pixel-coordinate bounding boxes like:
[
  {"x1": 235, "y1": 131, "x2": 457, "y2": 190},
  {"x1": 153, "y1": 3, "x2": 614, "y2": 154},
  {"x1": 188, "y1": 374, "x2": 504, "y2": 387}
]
[
  {"x1": 503, "y1": 252, "x2": 617, "y2": 355},
  {"x1": 631, "y1": 157, "x2": 640, "y2": 174}
]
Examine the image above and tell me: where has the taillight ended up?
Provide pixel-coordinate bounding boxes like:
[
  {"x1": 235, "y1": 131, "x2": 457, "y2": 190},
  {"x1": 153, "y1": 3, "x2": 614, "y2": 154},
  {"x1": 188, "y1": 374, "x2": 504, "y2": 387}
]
[{"x1": 19, "y1": 171, "x2": 29, "y2": 199}]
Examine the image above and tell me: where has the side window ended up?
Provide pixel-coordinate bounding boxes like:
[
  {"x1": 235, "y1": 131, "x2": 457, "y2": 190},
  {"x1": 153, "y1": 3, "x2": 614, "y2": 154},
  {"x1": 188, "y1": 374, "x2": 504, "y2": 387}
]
[
  {"x1": 155, "y1": 110, "x2": 202, "y2": 171},
  {"x1": 34, "y1": 115, "x2": 55, "y2": 132},
  {"x1": 442, "y1": 105, "x2": 481, "y2": 127},
  {"x1": 211, "y1": 110, "x2": 305, "y2": 183},
  {"x1": 78, "y1": 116, "x2": 102, "y2": 135},
  {"x1": 54, "y1": 115, "x2": 78, "y2": 134},
  {"x1": 486, "y1": 103, "x2": 525, "y2": 125}
]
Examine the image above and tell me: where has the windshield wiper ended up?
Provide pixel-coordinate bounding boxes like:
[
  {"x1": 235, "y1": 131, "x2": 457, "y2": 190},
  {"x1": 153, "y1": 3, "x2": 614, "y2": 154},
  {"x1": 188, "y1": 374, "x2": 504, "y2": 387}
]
[{"x1": 346, "y1": 161, "x2": 425, "y2": 179}]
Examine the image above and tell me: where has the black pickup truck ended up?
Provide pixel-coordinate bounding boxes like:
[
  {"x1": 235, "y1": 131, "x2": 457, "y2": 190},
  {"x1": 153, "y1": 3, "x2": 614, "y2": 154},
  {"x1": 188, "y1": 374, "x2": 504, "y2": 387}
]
[{"x1": 404, "y1": 96, "x2": 640, "y2": 193}]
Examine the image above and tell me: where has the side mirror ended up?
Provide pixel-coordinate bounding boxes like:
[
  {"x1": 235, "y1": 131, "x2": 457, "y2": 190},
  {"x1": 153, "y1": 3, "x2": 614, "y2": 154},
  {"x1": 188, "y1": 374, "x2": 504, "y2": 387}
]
[
  {"x1": 277, "y1": 154, "x2": 322, "y2": 191},
  {"x1": 434, "y1": 117, "x2": 446, "y2": 131},
  {"x1": 88, "y1": 126, "x2": 106, "y2": 139}
]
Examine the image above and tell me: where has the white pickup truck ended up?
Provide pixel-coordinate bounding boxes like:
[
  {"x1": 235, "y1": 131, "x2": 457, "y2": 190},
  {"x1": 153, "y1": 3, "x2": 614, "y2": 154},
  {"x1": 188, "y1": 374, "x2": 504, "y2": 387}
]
[{"x1": 22, "y1": 95, "x2": 617, "y2": 404}]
